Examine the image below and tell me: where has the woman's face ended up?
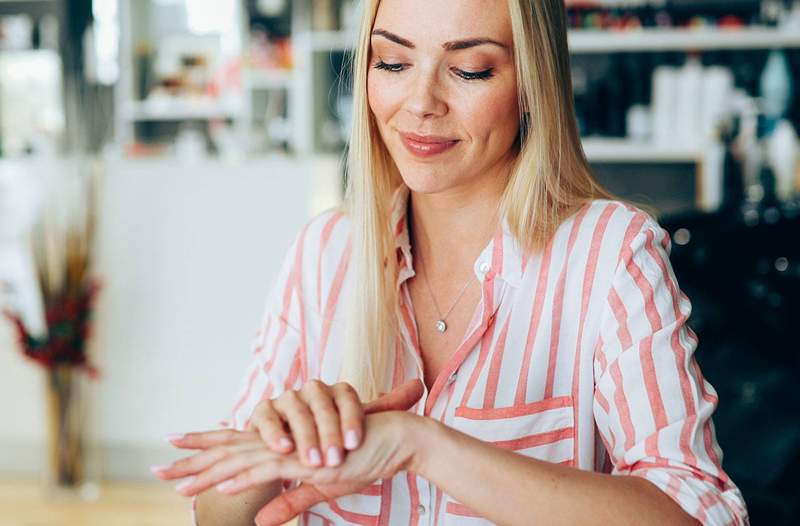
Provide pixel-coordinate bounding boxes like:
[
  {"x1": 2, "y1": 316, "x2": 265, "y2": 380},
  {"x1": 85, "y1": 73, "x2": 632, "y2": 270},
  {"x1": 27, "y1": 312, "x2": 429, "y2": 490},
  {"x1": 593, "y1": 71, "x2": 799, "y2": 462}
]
[{"x1": 367, "y1": 0, "x2": 519, "y2": 195}]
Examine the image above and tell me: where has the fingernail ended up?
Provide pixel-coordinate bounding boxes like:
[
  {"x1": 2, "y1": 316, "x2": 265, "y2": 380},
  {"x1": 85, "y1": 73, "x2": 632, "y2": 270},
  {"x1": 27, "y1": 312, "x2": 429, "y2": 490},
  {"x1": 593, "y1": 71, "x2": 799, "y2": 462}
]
[
  {"x1": 175, "y1": 476, "x2": 196, "y2": 492},
  {"x1": 345, "y1": 430, "x2": 359, "y2": 450},
  {"x1": 279, "y1": 437, "x2": 293, "y2": 449},
  {"x1": 216, "y1": 479, "x2": 236, "y2": 492},
  {"x1": 149, "y1": 463, "x2": 171, "y2": 474},
  {"x1": 165, "y1": 433, "x2": 185, "y2": 443},
  {"x1": 326, "y1": 446, "x2": 342, "y2": 467},
  {"x1": 308, "y1": 447, "x2": 322, "y2": 466}
]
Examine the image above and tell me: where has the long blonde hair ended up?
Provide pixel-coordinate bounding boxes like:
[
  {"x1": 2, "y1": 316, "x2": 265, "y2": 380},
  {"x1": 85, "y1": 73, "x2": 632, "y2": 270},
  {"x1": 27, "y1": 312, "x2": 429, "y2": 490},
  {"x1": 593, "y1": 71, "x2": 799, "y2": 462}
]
[{"x1": 339, "y1": 0, "x2": 617, "y2": 401}]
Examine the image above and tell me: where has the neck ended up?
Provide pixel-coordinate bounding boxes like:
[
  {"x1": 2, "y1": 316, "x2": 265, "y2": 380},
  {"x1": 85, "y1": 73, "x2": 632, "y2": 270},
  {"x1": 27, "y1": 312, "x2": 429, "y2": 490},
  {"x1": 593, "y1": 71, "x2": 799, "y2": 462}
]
[{"x1": 409, "y1": 163, "x2": 509, "y2": 272}]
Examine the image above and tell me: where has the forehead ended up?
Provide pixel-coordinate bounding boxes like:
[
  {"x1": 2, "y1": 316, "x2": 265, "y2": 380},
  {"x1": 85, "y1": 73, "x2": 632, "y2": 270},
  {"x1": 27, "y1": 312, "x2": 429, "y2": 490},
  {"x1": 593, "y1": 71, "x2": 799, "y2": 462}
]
[{"x1": 372, "y1": 0, "x2": 512, "y2": 46}]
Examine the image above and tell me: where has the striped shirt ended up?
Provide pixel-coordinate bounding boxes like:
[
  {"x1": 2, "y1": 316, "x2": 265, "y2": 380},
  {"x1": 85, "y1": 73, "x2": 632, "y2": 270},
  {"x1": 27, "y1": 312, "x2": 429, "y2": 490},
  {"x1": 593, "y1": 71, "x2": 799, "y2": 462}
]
[{"x1": 196, "y1": 185, "x2": 748, "y2": 525}]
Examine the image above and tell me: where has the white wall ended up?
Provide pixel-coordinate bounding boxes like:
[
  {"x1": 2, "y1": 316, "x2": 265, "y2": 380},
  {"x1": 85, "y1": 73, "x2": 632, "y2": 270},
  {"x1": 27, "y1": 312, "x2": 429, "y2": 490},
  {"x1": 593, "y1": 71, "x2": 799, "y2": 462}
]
[{"x1": 0, "y1": 154, "x2": 342, "y2": 480}]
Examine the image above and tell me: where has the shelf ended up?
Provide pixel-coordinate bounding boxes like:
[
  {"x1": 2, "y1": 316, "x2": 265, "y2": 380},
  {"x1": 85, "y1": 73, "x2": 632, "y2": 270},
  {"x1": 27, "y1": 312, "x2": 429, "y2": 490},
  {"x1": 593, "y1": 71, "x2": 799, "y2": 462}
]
[
  {"x1": 243, "y1": 69, "x2": 293, "y2": 90},
  {"x1": 568, "y1": 27, "x2": 800, "y2": 53},
  {"x1": 306, "y1": 27, "x2": 800, "y2": 54},
  {"x1": 310, "y1": 30, "x2": 356, "y2": 52},
  {"x1": 121, "y1": 98, "x2": 241, "y2": 122},
  {"x1": 581, "y1": 138, "x2": 703, "y2": 163}
]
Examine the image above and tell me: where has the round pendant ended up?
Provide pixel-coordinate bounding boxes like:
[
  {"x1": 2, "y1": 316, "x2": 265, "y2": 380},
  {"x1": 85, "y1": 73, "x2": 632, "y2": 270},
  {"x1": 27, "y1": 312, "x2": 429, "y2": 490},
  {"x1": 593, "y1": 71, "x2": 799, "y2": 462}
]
[{"x1": 435, "y1": 320, "x2": 447, "y2": 333}]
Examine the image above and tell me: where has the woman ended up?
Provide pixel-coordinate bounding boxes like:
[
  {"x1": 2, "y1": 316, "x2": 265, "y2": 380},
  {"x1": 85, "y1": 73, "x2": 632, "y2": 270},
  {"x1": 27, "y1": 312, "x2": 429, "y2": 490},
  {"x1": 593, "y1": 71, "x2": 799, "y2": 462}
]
[{"x1": 153, "y1": 1, "x2": 749, "y2": 524}]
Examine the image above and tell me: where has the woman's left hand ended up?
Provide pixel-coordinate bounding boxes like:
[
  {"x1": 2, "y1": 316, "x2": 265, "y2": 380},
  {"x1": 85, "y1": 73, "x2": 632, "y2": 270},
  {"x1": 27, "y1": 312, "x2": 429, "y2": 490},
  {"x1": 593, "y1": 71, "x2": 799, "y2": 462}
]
[{"x1": 157, "y1": 410, "x2": 422, "y2": 525}]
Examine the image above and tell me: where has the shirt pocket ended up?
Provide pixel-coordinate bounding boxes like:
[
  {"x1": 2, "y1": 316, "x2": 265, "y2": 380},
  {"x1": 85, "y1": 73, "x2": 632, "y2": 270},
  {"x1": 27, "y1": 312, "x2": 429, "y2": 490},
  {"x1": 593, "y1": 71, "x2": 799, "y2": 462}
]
[{"x1": 442, "y1": 395, "x2": 576, "y2": 524}]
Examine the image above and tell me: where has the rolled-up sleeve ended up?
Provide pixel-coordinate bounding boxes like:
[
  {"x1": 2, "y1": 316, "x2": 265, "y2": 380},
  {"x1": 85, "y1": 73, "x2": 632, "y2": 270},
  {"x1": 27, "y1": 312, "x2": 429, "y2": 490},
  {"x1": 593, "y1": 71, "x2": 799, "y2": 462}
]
[{"x1": 592, "y1": 214, "x2": 749, "y2": 526}]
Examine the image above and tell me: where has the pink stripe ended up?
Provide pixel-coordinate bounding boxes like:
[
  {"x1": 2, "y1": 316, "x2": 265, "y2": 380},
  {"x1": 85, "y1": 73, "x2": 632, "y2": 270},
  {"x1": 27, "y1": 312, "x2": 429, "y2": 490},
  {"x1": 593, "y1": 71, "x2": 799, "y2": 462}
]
[
  {"x1": 493, "y1": 427, "x2": 574, "y2": 450},
  {"x1": 610, "y1": 360, "x2": 637, "y2": 452},
  {"x1": 640, "y1": 336, "x2": 668, "y2": 459},
  {"x1": 445, "y1": 501, "x2": 481, "y2": 517},
  {"x1": 284, "y1": 350, "x2": 303, "y2": 390},
  {"x1": 544, "y1": 206, "x2": 588, "y2": 399},
  {"x1": 377, "y1": 478, "x2": 392, "y2": 526},
  {"x1": 514, "y1": 237, "x2": 555, "y2": 405},
  {"x1": 458, "y1": 308, "x2": 497, "y2": 409},
  {"x1": 625, "y1": 254, "x2": 663, "y2": 333},
  {"x1": 572, "y1": 204, "x2": 616, "y2": 464},
  {"x1": 328, "y1": 501, "x2": 377, "y2": 526},
  {"x1": 316, "y1": 212, "x2": 344, "y2": 311},
  {"x1": 293, "y1": 223, "x2": 312, "y2": 384},
  {"x1": 482, "y1": 315, "x2": 512, "y2": 409},
  {"x1": 595, "y1": 388, "x2": 610, "y2": 414},
  {"x1": 456, "y1": 394, "x2": 572, "y2": 419},
  {"x1": 433, "y1": 487, "x2": 443, "y2": 526},
  {"x1": 406, "y1": 472, "x2": 420, "y2": 526},
  {"x1": 318, "y1": 237, "x2": 353, "y2": 367},
  {"x1": 608, "y1": 287, "x2": 633, "y2": 350}
]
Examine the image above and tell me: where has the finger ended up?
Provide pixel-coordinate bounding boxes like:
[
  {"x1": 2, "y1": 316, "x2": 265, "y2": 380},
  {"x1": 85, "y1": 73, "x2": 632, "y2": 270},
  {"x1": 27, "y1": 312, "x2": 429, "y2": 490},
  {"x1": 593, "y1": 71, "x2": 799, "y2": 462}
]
[
  {"x1": 363, "y1": 378, "x2": 424, "y2": 414},
  {"x1": 254, "y1": 483, "x2": 328, "y2": 526},
  {"x1": 249, "y1": 399, "x2": 295, "y2": 453},
  {"x1": 152, "y1": 441, "x2": 262, "y2": 481},
  {"x1": 167, "y1": 428, "x2": 260, "y2": 450},
  {"x1": 300, "y1": 382, "x2": 345, "y2": 467},
  {"x1": 332, "y1": 382, "x2": 365, "y2": 451},
  {"x1": 273, "y1": 390, "x2": 323, "y2": 467},
  {"x1": 216, "y1": 454, "x2": 320, "y2": 496},
  {"x1": 175, "y1": 447, "x2": 276, "y2": 497}
]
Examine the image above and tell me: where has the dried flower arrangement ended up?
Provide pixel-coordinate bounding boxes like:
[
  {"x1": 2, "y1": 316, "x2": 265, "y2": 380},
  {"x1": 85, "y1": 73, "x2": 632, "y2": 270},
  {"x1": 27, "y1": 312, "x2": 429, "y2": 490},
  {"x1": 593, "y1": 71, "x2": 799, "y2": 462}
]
[{"x1": 3, "y1": 168, "x2": 102, "y2": 489}]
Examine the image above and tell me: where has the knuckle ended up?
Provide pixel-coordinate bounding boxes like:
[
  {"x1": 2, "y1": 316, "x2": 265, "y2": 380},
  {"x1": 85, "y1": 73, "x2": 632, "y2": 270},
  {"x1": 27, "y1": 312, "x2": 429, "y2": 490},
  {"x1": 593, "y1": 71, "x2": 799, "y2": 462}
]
[
  {"x1": 302, "y1": 379, "x2": 327, "y2": 395},
  {"x1": 337, "y1": 382, "x2": 358, "y2": 396}
]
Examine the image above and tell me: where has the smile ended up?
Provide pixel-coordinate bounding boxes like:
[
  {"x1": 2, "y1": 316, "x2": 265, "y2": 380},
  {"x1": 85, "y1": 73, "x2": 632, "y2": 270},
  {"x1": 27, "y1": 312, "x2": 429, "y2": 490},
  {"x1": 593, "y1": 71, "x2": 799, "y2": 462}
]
[{"x1": 399, "y1": 133, "x2": 460, "y2": 158}]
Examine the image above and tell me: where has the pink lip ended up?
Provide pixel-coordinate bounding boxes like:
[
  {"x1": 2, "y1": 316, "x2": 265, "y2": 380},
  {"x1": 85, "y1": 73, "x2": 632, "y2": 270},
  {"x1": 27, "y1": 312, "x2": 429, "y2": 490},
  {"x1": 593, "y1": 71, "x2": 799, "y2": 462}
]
[{"x1": 400, "y1": 132, "x2": 459, "y2": 158}]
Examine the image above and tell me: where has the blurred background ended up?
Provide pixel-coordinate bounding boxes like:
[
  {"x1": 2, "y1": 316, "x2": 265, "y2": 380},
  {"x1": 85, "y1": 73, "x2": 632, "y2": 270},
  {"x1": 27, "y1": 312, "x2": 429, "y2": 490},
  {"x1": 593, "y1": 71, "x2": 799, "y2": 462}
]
[{"x1": 0, "y1": 0, "x2": 798, "y2": 524}]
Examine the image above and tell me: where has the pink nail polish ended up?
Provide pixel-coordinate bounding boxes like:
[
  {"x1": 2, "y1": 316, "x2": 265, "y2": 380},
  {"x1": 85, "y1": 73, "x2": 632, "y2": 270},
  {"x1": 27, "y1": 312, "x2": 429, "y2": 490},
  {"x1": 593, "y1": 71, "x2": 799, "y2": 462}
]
[
  {"x1": 345, "y1": 430, "x2": 359, "y2": 450},
  {"x1": 216, "y1": 479, "x2": 236, "y2": 492},
  {"x1": 165, "y1": 433, "x2": 185, "y2": 443},
  {"x1": 308, "y1": 447, "x2": 322, "y2": 466},
  {"x1": 326, "y1": 446, "x2": 342, "y2": 467},
  {"x1": 175, "y1": 476, "x2": 196, "y2": 492},
  {"x1": 279, "y1": 437, "x2": 293, "y2": 449},
  {"x1": 149, "y1": 463, "x2": 172, "y2": 474}
]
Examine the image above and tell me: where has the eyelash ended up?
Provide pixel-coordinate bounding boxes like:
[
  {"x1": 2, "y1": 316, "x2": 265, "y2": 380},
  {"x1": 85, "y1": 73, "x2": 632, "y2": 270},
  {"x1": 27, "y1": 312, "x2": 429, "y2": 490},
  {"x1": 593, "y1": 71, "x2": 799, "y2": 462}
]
[{"x1": 372, "y1": 60, "x2": 494, "y2": 81}]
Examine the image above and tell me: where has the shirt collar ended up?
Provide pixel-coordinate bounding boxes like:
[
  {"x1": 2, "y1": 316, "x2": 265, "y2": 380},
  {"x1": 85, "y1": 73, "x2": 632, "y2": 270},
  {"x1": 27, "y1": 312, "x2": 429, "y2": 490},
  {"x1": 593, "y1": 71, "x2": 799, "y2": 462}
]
[{"x1": 389, "y1": 184, "x2": 523, "y2": 289}]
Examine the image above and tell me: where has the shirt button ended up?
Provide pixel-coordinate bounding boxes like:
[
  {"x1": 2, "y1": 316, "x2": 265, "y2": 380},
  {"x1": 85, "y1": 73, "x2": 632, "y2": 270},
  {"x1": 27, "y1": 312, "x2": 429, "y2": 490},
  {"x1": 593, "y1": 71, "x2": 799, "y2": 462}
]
[
  {"x1": 447, "y1": 372, "x2": 457, "y2": 384},
  {"x1": 479, "y1": 261, "x2": 491, "y2": 273},
  {"x1": 418, "y1": 504, "x2": 426, "y2": 515}
]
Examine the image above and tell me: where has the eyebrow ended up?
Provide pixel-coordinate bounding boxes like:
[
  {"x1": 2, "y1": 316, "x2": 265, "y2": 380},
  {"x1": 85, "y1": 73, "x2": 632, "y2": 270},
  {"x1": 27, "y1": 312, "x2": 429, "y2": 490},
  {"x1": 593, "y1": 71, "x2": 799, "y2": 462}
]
[{"x1": 371, "y1": 29, "x2": 508, "y2": 51}]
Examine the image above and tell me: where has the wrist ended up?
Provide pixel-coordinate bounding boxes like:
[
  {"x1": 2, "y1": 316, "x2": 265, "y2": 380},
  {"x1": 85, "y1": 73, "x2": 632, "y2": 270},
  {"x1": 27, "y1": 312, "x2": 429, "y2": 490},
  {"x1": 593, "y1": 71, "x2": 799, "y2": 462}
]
[{"x1": 402, "y1": 413, "x2": 442, "y2": 475}]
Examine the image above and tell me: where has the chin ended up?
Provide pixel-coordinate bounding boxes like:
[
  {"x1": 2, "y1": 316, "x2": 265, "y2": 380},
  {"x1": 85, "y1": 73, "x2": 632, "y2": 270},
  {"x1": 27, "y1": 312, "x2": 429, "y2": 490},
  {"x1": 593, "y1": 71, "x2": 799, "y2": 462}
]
[{"x1": 397, "y1": 165, "x2": 457, "y2": 195}]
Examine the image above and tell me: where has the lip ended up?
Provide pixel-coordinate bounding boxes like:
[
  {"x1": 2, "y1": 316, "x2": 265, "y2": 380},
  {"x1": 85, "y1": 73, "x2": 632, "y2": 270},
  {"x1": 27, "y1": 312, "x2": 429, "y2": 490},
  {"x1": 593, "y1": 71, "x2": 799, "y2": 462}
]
[{"x1": 399, "y1": 132, "x2": 460, "y2": 158}]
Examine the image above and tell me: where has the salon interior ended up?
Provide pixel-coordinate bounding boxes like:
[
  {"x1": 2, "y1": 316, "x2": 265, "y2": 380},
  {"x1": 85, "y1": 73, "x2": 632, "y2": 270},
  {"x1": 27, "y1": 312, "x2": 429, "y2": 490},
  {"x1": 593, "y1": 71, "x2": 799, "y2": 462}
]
[{"x1": 0, "y1": 0, "x2": 798, "y2": 524}]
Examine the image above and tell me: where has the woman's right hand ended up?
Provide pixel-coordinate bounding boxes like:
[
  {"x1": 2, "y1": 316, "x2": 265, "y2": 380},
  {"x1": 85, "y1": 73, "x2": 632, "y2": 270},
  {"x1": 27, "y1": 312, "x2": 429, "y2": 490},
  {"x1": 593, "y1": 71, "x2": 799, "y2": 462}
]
[{"x1": 246, "y1": 380, "x2": 367, "y2": 469}]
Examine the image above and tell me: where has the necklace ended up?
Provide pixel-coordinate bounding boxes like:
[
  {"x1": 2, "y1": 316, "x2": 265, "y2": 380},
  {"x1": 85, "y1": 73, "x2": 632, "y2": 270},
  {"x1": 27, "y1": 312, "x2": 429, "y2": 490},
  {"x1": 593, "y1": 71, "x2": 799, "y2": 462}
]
[
  {"x1": 413, "y1": 206, "x2": 501, "y2": 334},
  {"x1": 417, "y1": 251, "x2": 472, "y2": 333}
]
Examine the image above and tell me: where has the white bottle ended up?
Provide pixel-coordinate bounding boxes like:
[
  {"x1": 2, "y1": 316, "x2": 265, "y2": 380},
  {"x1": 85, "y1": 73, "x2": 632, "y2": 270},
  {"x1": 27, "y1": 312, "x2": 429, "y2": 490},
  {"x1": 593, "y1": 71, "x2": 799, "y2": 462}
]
[
  {"x1": 766, "y1": 119, "x2": 799, "y2": 201},
  {"x1": 675, "y1": 55, "x2": 704, "y2": 147}
]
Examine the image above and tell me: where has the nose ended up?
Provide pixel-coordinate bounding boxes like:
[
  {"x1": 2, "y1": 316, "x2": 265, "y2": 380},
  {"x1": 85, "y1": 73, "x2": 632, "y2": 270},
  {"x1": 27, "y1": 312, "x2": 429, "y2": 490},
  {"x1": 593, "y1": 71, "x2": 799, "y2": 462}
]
[{"x1": 403, "y1": 66, "x2": 448, "y2": 120}]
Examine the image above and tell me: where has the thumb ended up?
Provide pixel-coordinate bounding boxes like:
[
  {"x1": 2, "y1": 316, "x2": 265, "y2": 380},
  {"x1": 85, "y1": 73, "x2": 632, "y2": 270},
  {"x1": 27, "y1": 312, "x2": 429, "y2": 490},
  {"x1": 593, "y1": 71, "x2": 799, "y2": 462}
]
[
  {"x1": 363, "y1": 378, "x2": 424, "y2": 414},
  {"x1": 254, "y1": 483, "x2": 326, "y2": 526}
]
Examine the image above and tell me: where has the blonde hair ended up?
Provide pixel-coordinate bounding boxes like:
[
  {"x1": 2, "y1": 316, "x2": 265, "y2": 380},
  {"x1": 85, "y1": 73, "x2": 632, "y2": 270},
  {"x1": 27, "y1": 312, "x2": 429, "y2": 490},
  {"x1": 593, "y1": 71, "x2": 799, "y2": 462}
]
[{"x1": 338, "y1": 0, "x2": 617, "y2": 401}]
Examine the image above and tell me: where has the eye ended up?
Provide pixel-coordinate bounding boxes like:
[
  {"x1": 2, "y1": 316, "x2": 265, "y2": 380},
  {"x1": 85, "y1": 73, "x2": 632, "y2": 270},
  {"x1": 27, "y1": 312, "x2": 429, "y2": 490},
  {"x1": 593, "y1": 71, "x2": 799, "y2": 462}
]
[
  {"x1": 373, "y1": 60, "x2": 407, "y2": 73},
  {"x1": 453, "y1": 68, "x2": 494, "y2": 81}
]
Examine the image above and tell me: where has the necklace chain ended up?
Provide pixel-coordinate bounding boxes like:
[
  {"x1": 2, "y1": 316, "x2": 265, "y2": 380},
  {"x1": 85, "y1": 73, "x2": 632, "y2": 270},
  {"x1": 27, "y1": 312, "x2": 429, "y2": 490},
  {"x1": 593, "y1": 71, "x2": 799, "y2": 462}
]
[
  {"x1": 413, "y1": 205, "x2": 501, "y2": 334},
  {"x1": 418, "y1": 252, "x2": 473, "y2": 333}
]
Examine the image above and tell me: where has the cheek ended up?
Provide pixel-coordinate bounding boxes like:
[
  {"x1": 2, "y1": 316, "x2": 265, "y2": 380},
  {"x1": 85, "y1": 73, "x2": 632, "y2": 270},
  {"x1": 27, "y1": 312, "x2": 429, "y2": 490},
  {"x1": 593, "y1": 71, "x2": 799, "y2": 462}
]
[
  {"x1": 461, "y1": 87, "x2": 519, "y2": 143},
  {"x1": 367, "y1": 73, "x2": 396, "y2": 124}
]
